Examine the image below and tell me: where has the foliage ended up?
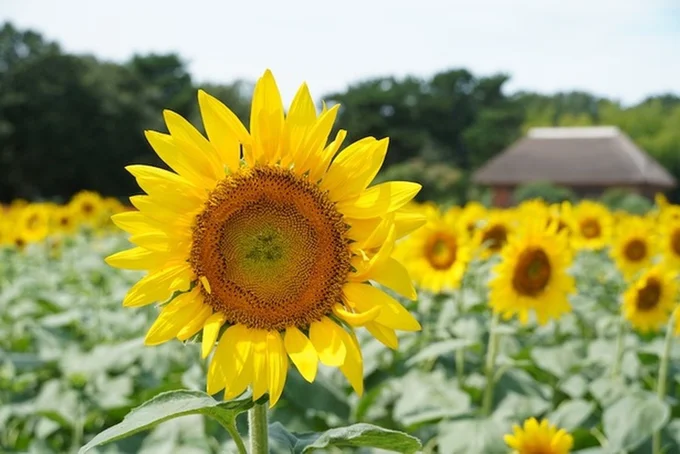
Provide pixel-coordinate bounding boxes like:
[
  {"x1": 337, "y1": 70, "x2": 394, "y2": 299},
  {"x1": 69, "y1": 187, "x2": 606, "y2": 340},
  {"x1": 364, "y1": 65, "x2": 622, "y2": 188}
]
[
  {"x1": 600, "y1": 188, "x2": 654, "y2": 215},
  {"x1": 513, "y1": 182, "x2": 577, "y2": 205}
]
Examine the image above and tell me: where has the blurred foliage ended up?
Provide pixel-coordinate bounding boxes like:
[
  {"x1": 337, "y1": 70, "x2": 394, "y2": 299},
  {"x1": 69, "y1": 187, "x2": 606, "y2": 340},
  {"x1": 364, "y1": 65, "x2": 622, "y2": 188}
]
[
  {"x1": 513, "y1": 182, "x2": 577, "y2": 205},
  {"x1": 1, "y1": 21, "x2": 679, "y2": 204},
  {"x1": 600, "y1": 188, "x2": 654, "y2": 215}
]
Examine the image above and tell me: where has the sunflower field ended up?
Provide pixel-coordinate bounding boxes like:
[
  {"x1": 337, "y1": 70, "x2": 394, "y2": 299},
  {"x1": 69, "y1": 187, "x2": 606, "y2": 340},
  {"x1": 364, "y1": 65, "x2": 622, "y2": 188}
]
[{"x1": 4, "y1": 73, "x2": 680, "y2": 454}]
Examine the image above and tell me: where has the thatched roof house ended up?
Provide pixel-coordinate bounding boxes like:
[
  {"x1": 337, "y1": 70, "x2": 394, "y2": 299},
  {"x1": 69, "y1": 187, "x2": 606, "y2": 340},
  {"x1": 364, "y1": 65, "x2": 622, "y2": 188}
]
[{"x1": 472, "y1": 126, "x2": 676, "y2": 207}]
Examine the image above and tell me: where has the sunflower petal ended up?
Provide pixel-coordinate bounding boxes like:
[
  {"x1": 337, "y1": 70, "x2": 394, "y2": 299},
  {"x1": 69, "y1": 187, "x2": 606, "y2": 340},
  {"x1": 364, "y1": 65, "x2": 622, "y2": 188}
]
[
  {"x1": 284, "y1": 326, "x2": 318, "y2": 382},
  {"x1": 198, "y1": 89, "x2": 249, "y2": 171},
  {"x1": 266, "y1": 331, "x2": 288, "y2": 407},
  {"x1": 309, "y1": 317, "x2": 347, "y2": 367},
  {"x1": 201, "y1": 312, "x2": 227, "y2": 359},
  {"x1": 344, "y1": 283, "x2": 421, "y2": 331},
  {"x1": 337, "y1": 182, "x2": 422, "y2": 219}
]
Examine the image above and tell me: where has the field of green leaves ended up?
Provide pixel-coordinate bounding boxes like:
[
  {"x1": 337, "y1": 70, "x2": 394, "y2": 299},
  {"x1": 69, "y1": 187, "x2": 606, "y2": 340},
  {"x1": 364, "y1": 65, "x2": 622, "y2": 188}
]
[{"x1": 3, "y1": 233, "x2": 680, "y2": 453}]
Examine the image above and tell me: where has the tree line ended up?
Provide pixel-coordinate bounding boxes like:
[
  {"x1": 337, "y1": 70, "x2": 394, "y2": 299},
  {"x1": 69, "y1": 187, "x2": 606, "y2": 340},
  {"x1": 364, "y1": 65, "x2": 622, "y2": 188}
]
[{"x1": 2, "y1": 22, "x2": 679, "y2": 203}]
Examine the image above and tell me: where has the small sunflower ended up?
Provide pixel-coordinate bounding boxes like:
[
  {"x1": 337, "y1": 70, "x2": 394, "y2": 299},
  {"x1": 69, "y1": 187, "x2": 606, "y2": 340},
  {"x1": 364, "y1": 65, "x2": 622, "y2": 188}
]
[
  {"x1": 474, "y1": 210, "x2": 514, "y2": 258},
  {"x1": 70, "y1": 190, "x2": 105, "y2": 226},
  {"x1": 623, "y1": 265, "x2": 678, "y2": 333},
  {"x1": 396, "y1": 204, "x2": 470, "y2": 293},
  {"x1": 565, "y1": 200, "x2": 613, "y2": 251},
  {"x1": 489, "y1": 220, "x2": 575, "y2": 325},
  {"x1": 610, "y1": 216, "x2": 657, "y2": 279},
  {"x1": 17, "y1": 204, "x2": 51, "y2": 243},
  {"x1": 660, "y1": 219, "x2": 680, "y2": 267},
  {"x1": 459, "y1": 201, "x2": 487, "y2": 238},
  {"x1": 52, "y1": 205, "x2": 79, "y2": 235},
  {"x1": 504, "y1": 417, "x2": 573, "y2": 454},
  {"x1": 106, "y1": 70, "x2": 424, "y2": 407}
]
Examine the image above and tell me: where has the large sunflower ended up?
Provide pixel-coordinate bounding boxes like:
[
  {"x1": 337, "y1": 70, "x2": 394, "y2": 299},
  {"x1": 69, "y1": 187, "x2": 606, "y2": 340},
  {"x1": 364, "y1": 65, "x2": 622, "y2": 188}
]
[
  {"x1": 565, "y1": 200, "x2": 613, "y2": 251},
  {"x1": 623, "y1": 265, "x2": 678, "y2": 333},
  {"x1": 610, "y1": 216, "x2": 657, "y2": 279},
  {"x1": 504, "y1": 417, "x2": 573, "y2": 454},
  {"x1": 396, "y1": 204, "x2": 470, "y2": 293},
  {"x1": 489, "y1": 220, "x2": 574, "y2": 325},
  {"x1": 106, "y1": 70, "x2": 424, "y2": 407}
]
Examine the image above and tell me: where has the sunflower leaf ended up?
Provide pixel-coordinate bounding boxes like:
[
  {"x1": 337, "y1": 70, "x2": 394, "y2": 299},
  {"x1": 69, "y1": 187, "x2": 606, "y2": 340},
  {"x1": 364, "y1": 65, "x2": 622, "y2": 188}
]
[
  {"x1": 78, "y1": 389, "x2": 255, "y2": 453},
  {"x1": 602, "y1": 391, "x2": 670, "y2": 451},
  {"x1": 268, "y1": 422, "x2": 422, "y2": 453}
]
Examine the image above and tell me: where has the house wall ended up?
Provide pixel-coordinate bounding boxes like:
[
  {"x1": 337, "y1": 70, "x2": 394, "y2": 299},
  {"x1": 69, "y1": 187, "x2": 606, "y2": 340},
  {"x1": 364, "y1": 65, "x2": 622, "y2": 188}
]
[{"x1": 491, "y1": 186, "x2": 513, "y2": 207}]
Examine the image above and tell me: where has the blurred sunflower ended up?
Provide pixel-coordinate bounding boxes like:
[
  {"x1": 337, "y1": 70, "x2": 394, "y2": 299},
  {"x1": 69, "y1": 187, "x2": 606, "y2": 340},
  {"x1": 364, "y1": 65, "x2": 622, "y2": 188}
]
[
  {"x1": 70, "y1": 190, "x2": 105, "y2": 226},
  {"x1": 489, "y1": 220, "x2": 574, "y2": 325},
  {"x1": 459, "y1": 201, "x2": 487, "y2": 238},
  {"x1": 623, "y1": 265, "x2": 678, "y2": 333},
  {"x1": 661, "y1": 219, "x2": 680, "y2": 267},
  {"x1": 52, "y1": 205, "x2": 79, "y2": 235},
  {"x1": 565, "y1": 200, "x2": 613, "y2": 251},
  {"x1": 395, "y1": 205, "x2": 470, "y2": 293},
  {"x1": 106, "y1": 70, "x2": 424, "y2": 407},
  {"x1": 474, "y1": 210, "x2": 514, "y2": 258},
  {"x1": 17, "y1": 204, "x2": 51, "y2": 243},
  {"x1": 610, "y1": 216, "x2": 657, "y2": 279},
  {"x1": 504, "y1": 417, "x2": 573, "y2": 454}
]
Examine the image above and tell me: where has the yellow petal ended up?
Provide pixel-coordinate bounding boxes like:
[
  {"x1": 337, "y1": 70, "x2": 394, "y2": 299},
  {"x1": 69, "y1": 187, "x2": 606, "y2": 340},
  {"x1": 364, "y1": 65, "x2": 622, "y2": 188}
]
[
  {"x1": 333, "y1": 304, "x2": 381, "y2": 327},
  {"x1": 308, "y1": 129, "x2": 347, "y2": 183},
  {"x1": 369, "y1": 257, "x2": 417, "y2": 300},
  {"x1": 144, "y1": 290, "x2": 204, "y2": 346},
  {"x1": 144, "y1": 130, "x2": 215, "y2": 189},
  {"x1": 251, "y1": 329, "x2": 269, "y2": 400},
  {"x1": 163, "y1": 110, "x2": 223, "y2": 180},
  {"x1": 281, "y1": 84, "x2": 318, "y2": 167},
  {"x1": 394, "y1": 208, "x2": 427, "y2": 239},
  {"x1": 321, "y1": 137, "x2": 385, "y2": 200},
  {"x1": 249, "y1": 70, "x2": 284, "y2": 165},
  {"x1": 125, "y1": 165, "x2": 204, "y2": 211},
  {"x1": 128, "y1": 231, "x2": 170, "y2": 252},
  {"x1": 309, "y1": 317, "x2": 347, "y2": 367},
  {"x1": 351, "y1": 224, "x2": 396, "y2": 280},
  {"x1": 198, "y1": 89, "x2": 249, "y2": 172},
  {"x1": 201, "y1": 312, "x2": 227, "y2": 359},
  {"x1": 207, "y1": 324, "x2": 251, "y2": 395},
  {"x1": 365, "y1": 321, "x2": 398, "y2": 349},
  {"x1": 338, "y1": 329, "x2": 364, "y2": 396},
  {"x1": 337, "y1": 182, "x2": 422, "y2": 219},
  {"x1": 296, "y1": 105, "x2": 341, "y2": 173},
  {"x1": 344, "y1": 283, "x2": 421, "y2": 331},
  {"x1": 105, "y1": 247, "x2": 169, "y2": 271},
  {"x1": 284, "y1": 326, "x2": 318, "y2": 383},
  {"x1": 111, "y1": 211, "x2": 167, "y2": 236},
  {"x1": 266, "y1": 331, "x2": 288, "y2": 407},
  {"x1": 176, "y1": 303, "x2": 213, "y2": 340},
  {"x1": 123, "y1": 263, "x2": 193, "y2": 307}
]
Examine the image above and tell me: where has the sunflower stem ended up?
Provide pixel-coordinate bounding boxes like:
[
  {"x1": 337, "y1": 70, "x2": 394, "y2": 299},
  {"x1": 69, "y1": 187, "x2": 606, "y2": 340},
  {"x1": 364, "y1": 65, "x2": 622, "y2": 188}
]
[
  {"x1": 216, "y1": 415, "x2": 247, "y2": 454},
  {"x1": 482, "y1": 312, "x2": 501, "y2": 416},
  {"x1": 610, "y1": 313, "x2": 627, "y2": 378},
  {"x1": 455, "y1": 347, "x2": 465, "y2": 387},
  {"x1": 652, "y1": 309, "x2": 677, "y2": 454},
  {"x1": 248, "y1": 401, "x2": 269, "y2": 454}
]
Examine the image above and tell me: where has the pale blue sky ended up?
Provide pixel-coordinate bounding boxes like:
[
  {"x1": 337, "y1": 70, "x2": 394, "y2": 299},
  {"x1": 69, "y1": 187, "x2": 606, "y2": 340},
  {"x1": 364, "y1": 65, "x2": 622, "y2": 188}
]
[{"x1": 3, "y1": 0, "x2": 679, "y2": 105}]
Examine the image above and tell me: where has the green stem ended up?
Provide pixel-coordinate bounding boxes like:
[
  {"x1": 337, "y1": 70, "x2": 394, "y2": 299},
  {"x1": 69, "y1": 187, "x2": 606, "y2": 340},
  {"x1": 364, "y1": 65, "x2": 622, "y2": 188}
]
[
  {"x1": 611, "y1": 314, "x2": 626, "y2": 378},
  {"x1": 249, "y1": 402, "x2": 269, "y2": 454},
  {"x1": 210, "y1": 412, "x2": 247, "y2": 454},
  {"x1": 652, "y1": 309, "x2": 677, "y2": 454},
  {"x1": 456, "y1": 347, "x2": 466, "y2": 387},
  {"x1": 482, "y1": 312, "x2": 501, "y2": 416}
]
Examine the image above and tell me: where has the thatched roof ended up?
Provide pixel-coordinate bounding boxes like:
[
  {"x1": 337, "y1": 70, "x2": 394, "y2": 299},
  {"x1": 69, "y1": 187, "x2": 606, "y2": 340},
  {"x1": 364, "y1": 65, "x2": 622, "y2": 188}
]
[{"x1": 472, "y1": 126, "x2": 676, "y2": 188}]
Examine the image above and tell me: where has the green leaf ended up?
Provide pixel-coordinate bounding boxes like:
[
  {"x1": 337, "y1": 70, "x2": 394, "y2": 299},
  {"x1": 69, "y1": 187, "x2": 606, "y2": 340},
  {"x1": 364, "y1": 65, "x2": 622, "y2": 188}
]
[
  {"x1": 437, "y1": 417, "x2": 508, "y2": 454},
  {"x1": 530, "y1": 341, "x2": 584, "y2": 378},
  {"x1": 547, "y1": 399, "x2": 595, "y2": 431},
  {"x1": 78, "y1": 389, "x2": 255, "y2": 453},
  {"x1": 404, "y1": 339, "x2": 475, "y2": 366},
  {"x1": 268, "y1": 422, "x2": 422, "y2": 453},
  {"x1": 602, "y1": 391, "x2": 670, "y2": 451}
]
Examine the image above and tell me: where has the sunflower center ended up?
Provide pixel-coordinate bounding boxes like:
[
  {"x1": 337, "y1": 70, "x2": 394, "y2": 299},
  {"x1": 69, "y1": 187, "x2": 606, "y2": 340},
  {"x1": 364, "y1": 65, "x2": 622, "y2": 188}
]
[
  {"x1": 512, "y1": 247, "x2": 552, "y2": 297},
  {"x1": 580, "y1": 218, "x2": 601, "y2": 238},
  {"x1": 483, "y1": 225, "x2": 507, "y2": 252},
  {"x1": 189, "y1": 166, "x2": 351, "y2": 331},
  {"x1": 624, "y1": 238, "x2": 647, "y2": 261},
  {"x1": 636, "y1": 278, "x2": 662, "y2": 311},
  {"x1": 82, "y1": 203, "x2": 94, "y2": 214},
  {"x1": 424, "y1": 232, "x2": 458, "y2": 270},
  {"x1": 59, "y1": 216, "x2": 70, "y2": 226},
  {"x1": 671, "y1": 229, "x2": 680, "y2": 256}
]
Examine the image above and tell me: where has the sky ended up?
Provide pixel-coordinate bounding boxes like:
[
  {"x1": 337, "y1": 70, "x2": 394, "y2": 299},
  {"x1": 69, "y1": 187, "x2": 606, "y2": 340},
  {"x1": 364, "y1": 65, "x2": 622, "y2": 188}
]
[{"x1": 2, "y1": 0, "x2": 679, "y2": 106}]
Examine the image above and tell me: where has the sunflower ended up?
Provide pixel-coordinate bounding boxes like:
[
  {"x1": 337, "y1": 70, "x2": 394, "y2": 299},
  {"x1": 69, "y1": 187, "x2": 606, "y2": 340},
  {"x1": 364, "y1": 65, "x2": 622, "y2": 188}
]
[
  {"x1": 52, "y1": 205, "x2": 79, "y2": 235},
  {"x1": 70, "y1": 190, "x2": 105, "y2": 226},
  {"x1": 610, "y1": 216, "x2": 657, "y2": 279},
  {"x1": 474, "y1": 210, "x2": 514, "y2": 258},
  {"x1": 105, "y1": 70, "x2": 424, "y2": 407},
  {"x1": 17, "y1": 204, "x2": 51, "y2": 243},
  {"x1": 623, "y1": 265, "x2": 678, "y2": 333},
  {"x1": 395, "y1": 204, "x2": 470, "y2": 293},
  {"x1": 504, "y1": 417, "x2": 573, "y2": 454},
  {"x1": 565, "y1": 200, "x2": 613, "y2": 251},
  {"x1": 661, "y1": 219, "x2": 680, "y2": 267},
  {"x1": 489, "y1": 220, "x2": 574, "y2": 325},
  {"x1": 459, "y1": 201, "x2": 487, "y2": 238}
]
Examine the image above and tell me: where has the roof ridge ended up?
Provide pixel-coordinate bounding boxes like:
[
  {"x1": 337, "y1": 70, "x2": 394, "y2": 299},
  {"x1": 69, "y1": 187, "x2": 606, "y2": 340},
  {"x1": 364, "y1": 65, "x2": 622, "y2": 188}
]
[{"x1": 614, "y1": 131, "x2": 648, "y2": 181}]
